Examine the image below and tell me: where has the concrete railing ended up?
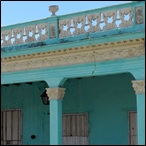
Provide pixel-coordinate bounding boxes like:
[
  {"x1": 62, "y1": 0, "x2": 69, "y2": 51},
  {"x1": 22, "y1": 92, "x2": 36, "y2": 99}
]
[{"x1": 1, "y1": 1, "x2": 144, "y2": 49}]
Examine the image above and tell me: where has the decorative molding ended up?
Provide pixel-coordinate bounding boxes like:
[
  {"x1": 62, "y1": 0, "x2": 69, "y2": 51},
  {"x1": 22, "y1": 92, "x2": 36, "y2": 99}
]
[
  {"x1": 135, "y1": 7, "x2": 143, "y2": 24},
  {"x1": 13, "y1": 28, "x2": 24, "y2": 44},
  {"x1": 25, "y1": 25, "x2": 36, "y2": 43},
  {"x1": 1, "y1": 38, "x2": 145, "y2": 73},
  {"x1": 119, "y1": 8, "x2": 132, "y2": 27},
  {"x1": 131, "y1": 80, "x2": 145, "y2": 94},
  {"x1": 58, "y1": 7, "x2": 134, "y2": 38},
  {"x1": 87, "y1": 14, "x2": 101, "y2": 33},
  {"x1": 1, "y1": 4, "x2": 144, "y2": 47},
  {"x1": 49, "y1": 5, "x2": 59, "y2": 16},
  {"x1": 50, "y1": 23, "x2": 56, "y2": 38},
  {"x1": 38, "y1": 23, "x2": 48, "y2": 40},
  {"x1": 103, "y1": 10, "x2": 117, "y2": 30},
  {"x1": 1, "y1": 30, "x2": 12, "y2": 46},
  {"x1": 46, "y1": 88, "x2": 65, "y2": 100},
  {"x1": 59, "y1": 19, "x2": 71, "y2": 37},
  {"x1": 73, "y1": 16, "x2": 86, "y2": 35},
  {"x1": 1, "y1": 23, "x2": 48, "y2": 47}
]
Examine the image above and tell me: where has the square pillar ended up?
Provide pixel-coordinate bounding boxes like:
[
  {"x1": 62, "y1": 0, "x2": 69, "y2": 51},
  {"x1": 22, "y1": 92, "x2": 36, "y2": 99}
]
[
  {"x1": 46, "y1": 88, "x2": 65, "y2": 145},
  {"x1": 132, "y1": 80, "x2": 145, "y2": 145}
]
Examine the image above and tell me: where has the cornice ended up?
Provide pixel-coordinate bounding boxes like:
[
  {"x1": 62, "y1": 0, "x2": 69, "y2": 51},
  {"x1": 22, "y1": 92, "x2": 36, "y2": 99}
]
[{"x1": 1, "y1": 38, "x2": 145, "y2": 73}]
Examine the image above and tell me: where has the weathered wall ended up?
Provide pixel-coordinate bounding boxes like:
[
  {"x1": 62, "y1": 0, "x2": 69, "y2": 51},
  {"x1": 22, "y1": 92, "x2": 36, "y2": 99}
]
[
  {"x1": 1, "y1": 81, "x2": 50, "y2": 145},
  {"x1": 63, "y1": 73, "x2": 136, "y2": 145},
  {"x1": 1, "y1": 73, "x2": 136, "y2": 145}
]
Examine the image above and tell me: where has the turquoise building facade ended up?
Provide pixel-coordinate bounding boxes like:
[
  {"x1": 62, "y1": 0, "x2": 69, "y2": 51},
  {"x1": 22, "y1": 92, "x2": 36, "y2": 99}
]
[{"x1": 1, "y1": 1, "x2": 145, "y2": 145}]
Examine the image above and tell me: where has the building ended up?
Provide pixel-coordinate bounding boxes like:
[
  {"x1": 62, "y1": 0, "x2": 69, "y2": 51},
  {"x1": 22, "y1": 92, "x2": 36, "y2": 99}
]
[{"x1": 1, "y1": 1, "x2": 145, "y2": 145}]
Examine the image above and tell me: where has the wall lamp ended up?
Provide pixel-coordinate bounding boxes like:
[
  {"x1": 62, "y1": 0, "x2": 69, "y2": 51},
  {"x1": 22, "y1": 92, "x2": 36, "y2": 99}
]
[{"x1": 40, "y1": 90, "x2": 49, "y2": 105}]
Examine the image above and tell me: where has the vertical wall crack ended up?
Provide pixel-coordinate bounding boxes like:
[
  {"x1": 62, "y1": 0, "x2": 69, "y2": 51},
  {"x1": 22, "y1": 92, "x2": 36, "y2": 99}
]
[{"x1": 92, "y1": 50, "x2": 96, "y2": 75}]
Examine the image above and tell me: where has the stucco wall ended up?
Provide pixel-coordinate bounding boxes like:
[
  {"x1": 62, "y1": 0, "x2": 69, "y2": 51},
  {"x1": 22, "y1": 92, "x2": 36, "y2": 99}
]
[
  {"x1": 63, "y1": 73, "x2": 136, "y2": 145},
  {"x1": 1, "y1": 81, "x2": 50, "y2": 145},
  {"x1": 1, "y1": 73, "x2": 136, "y2": 145}
]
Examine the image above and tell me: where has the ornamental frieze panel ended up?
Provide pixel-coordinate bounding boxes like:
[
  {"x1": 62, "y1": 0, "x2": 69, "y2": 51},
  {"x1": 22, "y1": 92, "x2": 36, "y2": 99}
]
[
  {"x1": 1, "y1": 39, "x2": 145, "y2": 73},
  {"x1": 135, "y1": 7, "x2": 143, "y2": 24}
]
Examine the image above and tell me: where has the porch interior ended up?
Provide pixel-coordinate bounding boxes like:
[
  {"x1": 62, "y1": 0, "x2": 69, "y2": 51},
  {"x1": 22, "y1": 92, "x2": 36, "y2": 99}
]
[{"x1": 1, "y1": 72, "x2": 137, "y2": 145}]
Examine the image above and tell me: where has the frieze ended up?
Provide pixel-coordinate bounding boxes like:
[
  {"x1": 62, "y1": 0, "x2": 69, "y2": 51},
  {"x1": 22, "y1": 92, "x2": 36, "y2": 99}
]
[{"x1": 1, "y1": 39, "x2": 145, "y2": 73}]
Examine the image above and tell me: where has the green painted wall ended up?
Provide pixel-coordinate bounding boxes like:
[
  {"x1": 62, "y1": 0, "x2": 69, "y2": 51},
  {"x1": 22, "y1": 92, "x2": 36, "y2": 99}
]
[
  {"x1": 62, "y1": 73, "x2": 136, "y2": 145},
  {"x1": 1, "y1": 73, "x2": 136, "y2": 145},
  {"x1": 136, "y1": 94, "x2": 145, "y2": 145},
  {"x1": 1, "y1": 82, "x2": 50, "y2": 145}
]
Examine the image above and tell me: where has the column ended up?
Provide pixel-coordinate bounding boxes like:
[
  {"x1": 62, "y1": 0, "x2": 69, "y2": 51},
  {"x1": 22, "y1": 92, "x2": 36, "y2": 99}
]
[
  {"x1": 46, "y1": 87, "x2": 65, "y2": 145},
  {"x1": 132, "y1": 80, "x2": 145, "y2": 145}
]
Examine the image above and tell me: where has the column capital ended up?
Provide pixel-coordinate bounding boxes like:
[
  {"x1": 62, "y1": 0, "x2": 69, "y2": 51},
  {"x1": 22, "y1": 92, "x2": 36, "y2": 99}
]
[
  {"x1": 131, "y1": 80, "x2": 145, "y2": 94},
  {"x1": 46, "y1": 88, "x2": 66, "y2": 100}
]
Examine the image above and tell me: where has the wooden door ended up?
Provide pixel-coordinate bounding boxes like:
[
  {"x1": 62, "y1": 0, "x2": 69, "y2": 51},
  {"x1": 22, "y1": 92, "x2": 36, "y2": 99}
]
[
  {"x1": 129, "y1": 112, "x2": 137, "y2": 145},
  {"x1": 1, "y1": 110, "x2": 22, "y2": 145},
  {"x1": 62, "y1": 113, "x2": 89, "y2": 145}
]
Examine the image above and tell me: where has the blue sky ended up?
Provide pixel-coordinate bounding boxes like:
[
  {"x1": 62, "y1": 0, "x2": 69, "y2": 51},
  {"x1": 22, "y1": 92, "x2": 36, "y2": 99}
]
[{"x1": 1, "y1": 1, "x2": 132, "y2": 26}]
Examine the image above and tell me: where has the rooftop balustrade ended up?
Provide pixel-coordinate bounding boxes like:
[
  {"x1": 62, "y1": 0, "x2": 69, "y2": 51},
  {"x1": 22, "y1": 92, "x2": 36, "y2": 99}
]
[{"x1": 1, "y1": 1, "x2": 145, "y2": 53}]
